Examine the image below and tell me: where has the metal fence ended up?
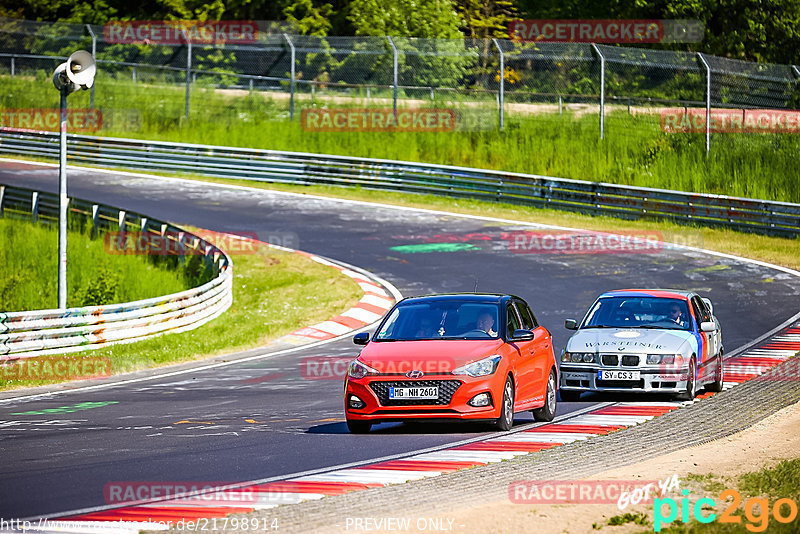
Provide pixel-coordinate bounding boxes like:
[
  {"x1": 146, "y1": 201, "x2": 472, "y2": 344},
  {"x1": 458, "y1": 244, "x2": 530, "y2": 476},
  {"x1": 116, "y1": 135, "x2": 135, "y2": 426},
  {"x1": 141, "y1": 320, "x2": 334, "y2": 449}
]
[
  {"x1": 1, "y1": 129, "x2": 797, "y2": 237},
  {"x1": 0, "y1": 182, "x2": 233, "y2": 359},
  {"x1": 1, "y1": 17, "x2": 799, "y2": 147}
]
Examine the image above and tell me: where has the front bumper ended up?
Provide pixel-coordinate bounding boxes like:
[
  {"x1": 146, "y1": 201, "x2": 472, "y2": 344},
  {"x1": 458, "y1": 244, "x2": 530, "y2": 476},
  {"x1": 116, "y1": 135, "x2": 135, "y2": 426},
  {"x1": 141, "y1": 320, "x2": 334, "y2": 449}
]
[
  {"x1": 559, "y1": 365, "x2": 691, "y2": 394},
  {"x1": 344, "y1": 373, "x2": 504, "y2": 423}
]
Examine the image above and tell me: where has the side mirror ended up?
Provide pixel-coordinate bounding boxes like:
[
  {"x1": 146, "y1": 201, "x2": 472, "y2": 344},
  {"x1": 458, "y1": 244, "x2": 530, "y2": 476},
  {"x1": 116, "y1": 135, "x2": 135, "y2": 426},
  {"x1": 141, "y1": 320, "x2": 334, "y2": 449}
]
[
  {"x1": 353, "y1": 332, "x2": 370, "y2": 345},
  {"x1": 512, "y1": 329, "x2": 535, "y2": 341},
  {"x1": 565, "y1": 319, "x2": 578, "y2": 330},
  {"x1": 700, "y1": 321, "x2": 716, "y2": 332}
]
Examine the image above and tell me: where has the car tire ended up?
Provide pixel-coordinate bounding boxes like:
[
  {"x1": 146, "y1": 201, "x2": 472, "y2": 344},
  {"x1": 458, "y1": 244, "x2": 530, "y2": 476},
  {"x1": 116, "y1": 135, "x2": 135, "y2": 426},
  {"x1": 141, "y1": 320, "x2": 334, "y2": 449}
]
[
  {"x1": 532, "y1": 369, "x2": 557, "y2": 422},
  {"x1": 676, "y1": 356, "x2": 697, "y2": 401},
  {"x1": 495, "y1": 376, "x2": 515, "y2": 431},
  {"x1": 346, "y1": 420, "x2": 372, "y2": 433},
  {"x1": 559, "y1": 389, "x2": 583, "y2": 402},
  {"x1": 706, "y1": 352, "x2": 725, "y2": 393}
]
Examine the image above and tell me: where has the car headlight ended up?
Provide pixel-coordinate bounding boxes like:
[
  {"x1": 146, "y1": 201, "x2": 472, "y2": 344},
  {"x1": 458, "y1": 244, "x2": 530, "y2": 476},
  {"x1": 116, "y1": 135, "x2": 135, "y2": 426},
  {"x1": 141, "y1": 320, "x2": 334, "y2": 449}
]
[
  {"x1": 646, "y1": 354, "x2": 679, "y2": 365},
  {"x1": 453, "y1": 355, "x2": 501, "y2": 377},
  {"x1": 348, "y1": 359, "x2": 379, "y2": 379},
  {"x1": 562, "y1": 352, "x2": 595, "y2": 363}
]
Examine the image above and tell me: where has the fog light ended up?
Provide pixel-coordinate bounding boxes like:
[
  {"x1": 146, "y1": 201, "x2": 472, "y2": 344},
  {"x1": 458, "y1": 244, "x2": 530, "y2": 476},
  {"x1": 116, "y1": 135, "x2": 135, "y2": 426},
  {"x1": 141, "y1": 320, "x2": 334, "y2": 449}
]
[
  {"x1": 468, "y1": 392, "x2": 492, "y2": 407},
  {"x1": 348, "y1": 395, "x2": 366, "y2": 409}
]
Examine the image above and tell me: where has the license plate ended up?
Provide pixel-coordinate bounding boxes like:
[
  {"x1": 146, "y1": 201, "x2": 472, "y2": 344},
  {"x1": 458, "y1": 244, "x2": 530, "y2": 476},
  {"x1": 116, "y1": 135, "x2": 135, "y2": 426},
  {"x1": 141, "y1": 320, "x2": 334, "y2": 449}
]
[
  {"x1": 389, "y1": 386, "x2": 438, "y2": 399},
  {"x1": 598, "y1": 370, "x2": 641, "y2": 381}
]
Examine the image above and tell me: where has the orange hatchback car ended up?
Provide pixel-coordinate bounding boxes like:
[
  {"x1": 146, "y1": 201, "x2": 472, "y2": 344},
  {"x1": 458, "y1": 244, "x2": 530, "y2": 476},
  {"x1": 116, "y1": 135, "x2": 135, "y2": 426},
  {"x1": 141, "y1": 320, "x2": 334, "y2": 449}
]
[{"x1": 344, "y1": 294, "x2": 558, "y2": 433}]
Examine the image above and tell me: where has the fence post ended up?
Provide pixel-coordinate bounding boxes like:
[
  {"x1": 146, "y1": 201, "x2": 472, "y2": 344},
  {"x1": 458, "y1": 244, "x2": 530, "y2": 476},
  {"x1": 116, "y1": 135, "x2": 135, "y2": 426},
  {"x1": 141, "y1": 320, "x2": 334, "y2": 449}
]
[
  {"x1": 10, "y1": 56, "x2": 14, "y2": 77},
  {"x1": 492, "y1": 38, "x2": 504, "y2": 132},
  {"x1": 697, "y1": 52, "x2": 712, "y2": 155},
  {"x1": 283, "y1": 33, "x2": 295, "y2": 120},
  {"x1": 132, "y1": 66, "x2": 136, "y2": 84},
  {"x1": 591, "y1": 43, "x2": 605, "y2": 140},
  {"x1": 184, "y1": 31, "x2": 192, "y2": 120},
  {"x1": 86, "y1": 24, "x2": 96, "y2": 110},
  {"x1": 387, "y1": 36, "x2": 398, "y2": 118}
]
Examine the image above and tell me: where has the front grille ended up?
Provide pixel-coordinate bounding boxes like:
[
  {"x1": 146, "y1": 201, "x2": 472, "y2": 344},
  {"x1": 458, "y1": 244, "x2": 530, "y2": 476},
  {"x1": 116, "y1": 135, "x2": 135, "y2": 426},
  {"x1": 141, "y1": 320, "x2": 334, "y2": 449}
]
[
  {"x1": 596, "y1": 379, "x2": 645, "y2": 389},
  {"x1": 622, "y1": 355, "x2": 639, "y2": 366},
  {"x1": 602, "y1": 354, "x2": 619, "y2": 366},
  {"x1": 369, "y1": 380, "x2": 462, "y2": 406}
]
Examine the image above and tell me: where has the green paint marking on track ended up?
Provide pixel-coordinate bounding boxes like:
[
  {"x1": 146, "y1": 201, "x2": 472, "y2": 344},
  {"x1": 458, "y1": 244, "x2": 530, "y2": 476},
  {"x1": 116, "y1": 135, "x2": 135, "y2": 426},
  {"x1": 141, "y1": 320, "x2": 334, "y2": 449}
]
[
  {"x1": 11, "y1": 401, "x2": 119, "y2": 415},
  {"x1": 389, "y1": 243, "x2": 481, "y2": 254}
]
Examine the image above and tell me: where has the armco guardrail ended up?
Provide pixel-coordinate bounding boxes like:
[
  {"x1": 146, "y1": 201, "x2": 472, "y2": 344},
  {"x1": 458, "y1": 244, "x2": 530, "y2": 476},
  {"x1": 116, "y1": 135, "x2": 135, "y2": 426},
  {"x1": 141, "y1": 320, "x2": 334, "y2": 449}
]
[
  {"x1": 0, "y1": 182, "x2": 232, "y2": 359},
  {"x1": 1, "y1": 129, "x2": 799, "y2": 237}
]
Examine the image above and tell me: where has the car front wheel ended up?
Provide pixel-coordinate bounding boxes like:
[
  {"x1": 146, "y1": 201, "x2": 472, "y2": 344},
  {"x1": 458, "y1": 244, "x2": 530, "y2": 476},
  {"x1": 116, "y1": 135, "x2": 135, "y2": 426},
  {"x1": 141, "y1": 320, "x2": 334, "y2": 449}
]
[
  {"x1": 676, "y1": 356, "x2": 697, "y2": 401},
  {"x1": 495, "y1": 376, "x2": 515, "y2": 431},
  {"x1": 532, "y1": 368, "x2": 557, "y2": 422}
]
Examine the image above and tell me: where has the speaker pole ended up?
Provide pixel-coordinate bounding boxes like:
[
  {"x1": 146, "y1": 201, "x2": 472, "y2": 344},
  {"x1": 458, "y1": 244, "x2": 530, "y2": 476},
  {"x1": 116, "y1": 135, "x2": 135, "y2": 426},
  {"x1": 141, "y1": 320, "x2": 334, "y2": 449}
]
[{"x1": 58, "y1": 86, "x2": 68, "y2": 310}]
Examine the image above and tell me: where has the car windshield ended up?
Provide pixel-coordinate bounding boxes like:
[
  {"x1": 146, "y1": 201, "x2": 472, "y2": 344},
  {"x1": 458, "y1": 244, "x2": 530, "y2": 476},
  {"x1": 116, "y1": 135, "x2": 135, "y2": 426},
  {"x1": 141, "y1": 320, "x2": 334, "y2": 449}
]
[
  {"x1": 582, "y1": 296, "x2": 692, "y2": 331},
  {"x1": 375, "y1": 300, "x2": 501, "y2": 341}
]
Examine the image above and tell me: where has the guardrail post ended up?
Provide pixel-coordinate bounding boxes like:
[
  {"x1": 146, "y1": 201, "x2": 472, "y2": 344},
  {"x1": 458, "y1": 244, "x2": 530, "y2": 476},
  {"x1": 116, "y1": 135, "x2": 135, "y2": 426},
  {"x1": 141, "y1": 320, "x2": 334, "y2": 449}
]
[
  {"x1": 141, "y1": 216, "x2": 148, "y2": 233},
  {"x1": 184, "y1": 31, "x2": 192, "y2": 120},
  {"x1": 32, "y1": 187, "x2": 39, "y2": 223},
  {"x1": 591, "y1": 43, "x2": 605, "y2": 140},
  {"x1": 387, "y1": 36, "x2": 398, "y2": 119},
  {"x1": 492, "y1": 38, "x2": 504, "y2": 132},
  {"x1": 118, "y1": 210, "x2": 126, "y2": 231},
  {"x1": 697, "y1": 52, "x2": 712, "y2": 155},
  {"x1": 0, "y1": 185, "x2": 5, "y2": 216},
  {"x1": 91, "y1": 204, "x2": 99, "y2": 237},
  {"x1": 86, "y1": 24, "x2": 96, "y2": 110},
  {"x1": 283, "y1": 33, "x2": 296, "y2": 121}
]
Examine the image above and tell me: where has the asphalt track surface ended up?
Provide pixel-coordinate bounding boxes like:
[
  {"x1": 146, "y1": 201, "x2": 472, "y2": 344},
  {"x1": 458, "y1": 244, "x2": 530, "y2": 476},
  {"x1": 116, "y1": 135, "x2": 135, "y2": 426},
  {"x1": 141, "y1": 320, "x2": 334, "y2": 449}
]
[{"x1": 1, "y1": 161, "x2": 799, "y2": 520}]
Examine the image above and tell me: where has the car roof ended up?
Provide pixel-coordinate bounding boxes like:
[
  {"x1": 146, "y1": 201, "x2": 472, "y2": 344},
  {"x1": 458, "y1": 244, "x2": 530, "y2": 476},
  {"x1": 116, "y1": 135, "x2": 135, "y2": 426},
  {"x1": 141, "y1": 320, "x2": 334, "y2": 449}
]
[
  {"x1": 598, "y1": 289, "x2": 694, "y2": 300},
  {"x1": 397, "y1": 293, "x2": 513, "y2": 305}
]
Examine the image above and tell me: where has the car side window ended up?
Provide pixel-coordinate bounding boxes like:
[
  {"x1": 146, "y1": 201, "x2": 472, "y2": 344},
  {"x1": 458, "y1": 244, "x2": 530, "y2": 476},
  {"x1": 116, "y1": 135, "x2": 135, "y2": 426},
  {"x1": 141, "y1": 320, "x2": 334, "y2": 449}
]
[
  {"x1": 690, "y1": 297, "x2": 709, "y2": 324},
  {"x1": 506, "y1": 304, "x2": 522, "y2": 336},
  {"x1": 515, "y1": 301, "x2": 537, "y2": 330}
]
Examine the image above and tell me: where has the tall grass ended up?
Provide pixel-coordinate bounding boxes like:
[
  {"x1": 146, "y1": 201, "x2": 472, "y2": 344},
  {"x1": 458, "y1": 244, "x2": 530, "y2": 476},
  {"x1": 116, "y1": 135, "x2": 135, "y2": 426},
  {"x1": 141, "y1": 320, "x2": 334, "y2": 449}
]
[
  {"x1": 0, "y1": 217, "x2": 189, "y2": 311},
  {"x1": 3, "y1": 73, "x2": 798, "y2": 203}
]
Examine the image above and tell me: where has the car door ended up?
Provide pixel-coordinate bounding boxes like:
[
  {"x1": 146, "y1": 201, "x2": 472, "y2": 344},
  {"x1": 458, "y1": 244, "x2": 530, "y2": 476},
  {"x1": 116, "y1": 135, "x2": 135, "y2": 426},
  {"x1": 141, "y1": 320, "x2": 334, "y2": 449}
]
[
  {"x1": 690, "y1": 296, "x2": 715, "y2": 378},
  {"x1": 509, "y1": 300, "x2": 549, "y2": 408}
]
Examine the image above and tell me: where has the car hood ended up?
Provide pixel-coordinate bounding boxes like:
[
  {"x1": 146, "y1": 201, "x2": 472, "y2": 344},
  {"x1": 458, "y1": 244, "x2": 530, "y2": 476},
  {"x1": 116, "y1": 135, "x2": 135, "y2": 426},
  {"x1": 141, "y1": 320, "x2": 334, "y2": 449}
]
[
  {"x1": 566, "y1": 328, "x2": 696, "y2": 354},
  {"x1": 358, "y1": 339, "x2": 505, "y2": 375}
]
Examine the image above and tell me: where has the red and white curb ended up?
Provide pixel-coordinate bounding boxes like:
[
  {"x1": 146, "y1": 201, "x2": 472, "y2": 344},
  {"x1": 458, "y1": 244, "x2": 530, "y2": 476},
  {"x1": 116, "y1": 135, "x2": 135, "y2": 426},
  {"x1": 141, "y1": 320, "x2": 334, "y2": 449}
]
[
  {"x1": 25, "y1": 323, "x2": 797, "y2": 534},
  {"x1": 276, "y1": 252, "x2": 394, "y2": 345}
]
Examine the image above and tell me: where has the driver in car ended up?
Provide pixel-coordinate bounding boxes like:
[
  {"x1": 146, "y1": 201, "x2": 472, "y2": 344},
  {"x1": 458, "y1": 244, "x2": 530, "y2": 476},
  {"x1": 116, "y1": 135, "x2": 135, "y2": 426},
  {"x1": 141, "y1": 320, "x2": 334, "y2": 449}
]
[
  {"x1": 476, "y1": 312, "x2": 497, "y2": 337},
  {"x1": 667, "y1": 304, "x2": 688, "y2": 327}
]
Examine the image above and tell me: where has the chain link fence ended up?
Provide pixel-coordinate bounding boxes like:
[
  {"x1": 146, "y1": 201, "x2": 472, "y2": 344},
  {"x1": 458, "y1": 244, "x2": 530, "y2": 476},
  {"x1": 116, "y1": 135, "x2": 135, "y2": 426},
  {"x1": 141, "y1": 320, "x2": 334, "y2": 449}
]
[{"x1": 1, "y1": 17, "x2": 799, "y2": 150}]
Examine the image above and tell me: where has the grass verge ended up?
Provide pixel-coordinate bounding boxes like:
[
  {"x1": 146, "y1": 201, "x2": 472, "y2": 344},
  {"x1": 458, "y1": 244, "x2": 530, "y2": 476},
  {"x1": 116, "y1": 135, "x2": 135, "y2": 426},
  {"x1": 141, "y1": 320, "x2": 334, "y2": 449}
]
[
  {"x1": 0, "y1": 217, "x2": 190, "y2": 311},
  {"x1": 0, "y1": 232, "x2": 363, "y2": 391},
  {"x1": 3, "y1": 73, "x2": 800, "y2": 203}
]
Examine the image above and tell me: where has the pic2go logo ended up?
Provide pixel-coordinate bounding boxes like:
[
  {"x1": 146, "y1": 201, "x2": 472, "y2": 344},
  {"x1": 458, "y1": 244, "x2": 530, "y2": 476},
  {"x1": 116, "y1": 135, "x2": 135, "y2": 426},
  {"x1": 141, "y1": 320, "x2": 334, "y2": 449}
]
[{"x1": 654, "y1": 489, "x2": 799, "y2": 532}]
